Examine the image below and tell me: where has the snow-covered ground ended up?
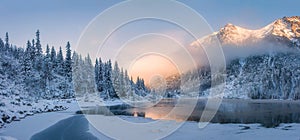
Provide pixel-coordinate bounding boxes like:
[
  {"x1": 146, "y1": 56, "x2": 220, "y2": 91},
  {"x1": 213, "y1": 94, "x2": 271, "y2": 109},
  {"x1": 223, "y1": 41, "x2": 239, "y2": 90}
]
[
  {"x1": 0, "y1": 101, "x2": 81, "y2": 140},
  {"x1": 164, "y1": 122, "x2": 300, "y2": 140},
  {"x1": 0, "y1": 101, "x2": 300, "y2": 140},
  {"x1": 0, "y1": 92, "x2": 128, "y2": 129},
  {"x1": 76, "y1": 92, "x2": 164, "y2": 108},
  {"x1": 0, "y1": 94, "x2": 75, "y2": 128},
  {"x1": 85, "y1": 114, "x2": 300, "y2": 140},
  {"x1": 0, "y1": 101, "x2": 112, "y2": 140},
  {"x1": 76, "y1": 93, "x2": 125, "y2": 107}
]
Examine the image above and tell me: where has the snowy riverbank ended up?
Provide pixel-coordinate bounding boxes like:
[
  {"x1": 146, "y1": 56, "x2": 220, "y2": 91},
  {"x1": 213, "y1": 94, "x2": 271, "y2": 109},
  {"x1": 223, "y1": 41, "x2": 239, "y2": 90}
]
[
  {"x1": 0, "y1": 94, "x2": 74, "y2": 128},
  {"x1": 0, "y1": 102, "x2": 79, "y2": 140},
  {"x1": 0, "y1": 101, "x2": 300, "y2": 140},
  {"x1": 0, "y1": 91, "x2": 131, "y2": 129}
]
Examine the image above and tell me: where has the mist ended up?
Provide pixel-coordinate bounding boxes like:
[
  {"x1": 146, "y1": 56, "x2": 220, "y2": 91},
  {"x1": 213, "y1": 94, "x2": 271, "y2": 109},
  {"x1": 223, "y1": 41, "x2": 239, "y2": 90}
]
[
  {"x1": 222, "y1": 41, "x2": 297, "y2": 63},
  {"x1": 188, "y1": 40, "x2": 299, "y2": 68}
]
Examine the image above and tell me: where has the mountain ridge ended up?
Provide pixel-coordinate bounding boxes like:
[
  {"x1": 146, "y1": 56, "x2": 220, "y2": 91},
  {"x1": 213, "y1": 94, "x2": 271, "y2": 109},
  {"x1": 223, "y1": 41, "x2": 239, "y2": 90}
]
[{"x1": 191, "y1": 16, "x2": 300, "y2": 48}]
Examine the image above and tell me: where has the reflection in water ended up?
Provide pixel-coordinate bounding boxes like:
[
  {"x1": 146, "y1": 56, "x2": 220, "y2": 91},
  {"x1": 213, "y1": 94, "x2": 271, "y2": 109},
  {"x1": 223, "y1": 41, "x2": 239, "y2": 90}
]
[
  {"x1": 133, "y1": 112, "x2": 138, "y2": 117},
  {"x1": 77, "y1": 99, "x2": 300, "y2": 128},
  {"x1": 210, "y1": 100, "x2": 300, "y2": 128}
]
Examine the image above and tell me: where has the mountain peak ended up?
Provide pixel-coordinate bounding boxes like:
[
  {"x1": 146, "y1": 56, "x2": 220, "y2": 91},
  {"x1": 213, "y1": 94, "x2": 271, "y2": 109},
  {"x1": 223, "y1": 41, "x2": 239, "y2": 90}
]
[
  {"x1": 272, "y1": 16, "x2": 300, "y2": 39},
  {"x1": 224, "y1": 23, "x2": 235, "y2": 27},
  {"x1": 191, "y1": 16, "x2": 300, "y2": 48}
]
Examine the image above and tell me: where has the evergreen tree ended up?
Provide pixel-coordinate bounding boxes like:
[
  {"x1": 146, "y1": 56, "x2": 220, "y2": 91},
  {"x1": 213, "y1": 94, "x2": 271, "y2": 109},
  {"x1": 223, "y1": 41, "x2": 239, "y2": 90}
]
[
  {"x1": 72, "y1": 52, "x2": 83, "y2": 95},
  {"x1": 35, "y1": 30, "x2": 42, "y2": 56},
  {"x1": 16, "y1": 47, "x2": 24, "y2": 61},
  {"x1": 95, "y1": 58, "x2": 99, "y2": 87},
  {"x1": 97, "y1": 58, "x2": 104, "y2": 93},
  {"x1": 50, "y1": 46, "x2": 57, "y2": 70},
  {"x1": 41, "y1": 45, "x2": 51, "y2": 97},
  {"x1": 56, "y1": 47, "x2": 64, "y2": 76},
  {"x1": 34, "y1": 30, "x2": 43, "y2": 71},
  {"x1": 84, "y1": 54, "x2": 96, "y2": 94},
  {"x1": 0, "y1": 38, "x2": 4, "y2": 52},
  {"x1": 113, "y1": 61, "x2": 121, "y2": 96},
  {"x1": 4, "y1": 32, "x2": 9, "y2": 51},
  {"x1": 65, "y1": 42, "x2": 72, "y2": 82},
  {"x1": 135, "y1": 76, "x2": 147, "y2": 96},
  {"x1": 104, "y1": 60, "x2": 117, "y2": 99},
  {"x1": 22, "y1": 41, "x2": 38, "y2": 95},
  {"x1": 72, "y1": 53, "x2": 95, "y2": 95},
  {"x1": 11, "y1": 45, "x2": 18, "y2": 58},
  {"x1": 45, "y1": 45, "x2": 51, "y2": 71},
  {"x1": 129, "y1": 76, "x2": 135, "y2": 99},
  {"x1": 30, "y1": 39, "x2": 36, "y2": 61},
  {"x1": 8, "y1": 44, "x2": 13, "y2": 53},
  {"x1": 23, "y1": 41, "x2": 33, "y2": 73},
  {"x1": 123, "y1": 70, "x2": 132, "y2": 98},
  {"x1": 119, "y1": 68, "x2": 126, "y2": 97}
]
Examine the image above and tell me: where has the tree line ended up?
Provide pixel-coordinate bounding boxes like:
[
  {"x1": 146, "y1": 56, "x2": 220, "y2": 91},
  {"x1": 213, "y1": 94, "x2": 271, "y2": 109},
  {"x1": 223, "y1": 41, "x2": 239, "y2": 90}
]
[{"x1": 0, "y1": 31, "x2": 148, "y2": 100}]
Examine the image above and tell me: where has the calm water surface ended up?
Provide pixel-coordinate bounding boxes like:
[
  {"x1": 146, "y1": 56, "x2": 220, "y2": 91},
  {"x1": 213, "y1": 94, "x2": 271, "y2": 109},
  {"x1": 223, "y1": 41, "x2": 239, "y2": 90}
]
[
  {"x1": 78, "y1": 99, "x2": 300, "y2": 128},
  {"x1": 31, "y1": 99, "x2": 300, "y2": 140}
]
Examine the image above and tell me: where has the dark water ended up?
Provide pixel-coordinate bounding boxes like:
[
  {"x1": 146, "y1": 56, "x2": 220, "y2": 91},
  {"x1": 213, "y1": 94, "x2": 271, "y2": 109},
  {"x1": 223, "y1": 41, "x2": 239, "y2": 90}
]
[
  {"x1": 31, "y1": 115, "x2": 99, "y2": 140},
  {"x1": 78, "y1": 99, "x2": 300, "y2": 128}
]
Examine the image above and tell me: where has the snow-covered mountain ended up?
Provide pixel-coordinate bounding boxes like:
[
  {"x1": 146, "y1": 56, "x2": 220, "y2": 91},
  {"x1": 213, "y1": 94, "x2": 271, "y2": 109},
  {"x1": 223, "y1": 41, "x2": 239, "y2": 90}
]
[
  {"x1": 190, "y1": 16, "x2": 300, "y2": 99},
  {"x1": 163, "y1": 16, "x2": 300, "y2": 100},
  {"x1": 191, "y1": 16, "x2": 300, "y2": 48}
]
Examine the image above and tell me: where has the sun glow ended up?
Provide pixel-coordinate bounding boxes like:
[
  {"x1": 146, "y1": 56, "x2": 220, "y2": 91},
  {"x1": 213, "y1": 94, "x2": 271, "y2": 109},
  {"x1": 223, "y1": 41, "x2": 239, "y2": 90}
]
[{"x1": 128, "y1": 54, "x2": 179, "y2": 85}]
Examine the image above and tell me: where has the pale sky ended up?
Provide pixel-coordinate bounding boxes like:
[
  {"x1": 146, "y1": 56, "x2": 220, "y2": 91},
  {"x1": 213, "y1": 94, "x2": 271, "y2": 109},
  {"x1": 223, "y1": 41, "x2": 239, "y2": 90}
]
[{"x1": 1, "y1": 0, "x2": 299, "y2": 48}]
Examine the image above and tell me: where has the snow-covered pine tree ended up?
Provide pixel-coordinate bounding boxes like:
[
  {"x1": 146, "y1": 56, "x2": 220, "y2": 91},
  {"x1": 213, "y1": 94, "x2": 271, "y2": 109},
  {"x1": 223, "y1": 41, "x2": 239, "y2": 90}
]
[
  {"x1": 4, "y1": 32, "x2": 9, "y2": 52},
  {"x1": 34, "y1": 30, "x2": 43, "y2": 71},
  {"x1": 50, "y1": 46, "x2": 57, "y2": 70},
  {"x1": 112, "y1": 61, "x2": 121, "y2": 97},
  {"x1": 123, "y1": 70, "x2": 131, "y2": 97},
  {"x1": 30, "y1": 39, "x2": 36, "y2": 61},
  {"x1": 11, "y1": 45, "x2": 18, "y2": 59},
  {"x1": 41, "y1": 45, "x2": 52, "y2": 97},
  {"x1": 98, "y1": 58, "x2": 105, "y2": 93},
  {"x1": 65, "y1": 42, "x2": 72, "y2": 82},
  {"x1": 56, "y1": 47, "x2": 64, "y2": 76},
  {"x1": 57, "y1": 43, "x2": 74, "y2": 98},
  {"x1": 84, "y1": 54, "x2": 96, "y2": 94},
  {"x1": 0, "y1": 66, "x2": 10, "y2": 96},
  {"x1": 135, "y1": 77, "x2": 146, "y2": 96},
  {"x1": 95, "y1": 58, "x2": 100, "y2": 88},
  {"x1": 72, "y1": 52, "x2": 83, "y2": 95},
  {"x1": 22, "y1": 41, "x2": 39, "y2": 96},
  {"x1": 72, "y1": 53, "x2": 95, "y2": 96},
  {"x1": 15, "y1": 47, "x2": 24, "y2": 60},
  {"x1": 129, "y1": 76, "x2": 136, "y2": 100},
  {"x1": 0, "y1": 38, "x2": 4, "y2": 52},
  {"x1": 104, "y1": 60, "x2": 117, "y2": 99},
  {"x1": 118, "y1": 68, "x2": 127, "y2": 98},
  {"x1": 0, "y1": 39, "x2": 23, "y2": 96},
  {"x1": 53, "y1": 46, "x2": 71, "y2": 98},
  {"x1": 32, "y1": 30, "x2": 45, "y2": 96}
]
